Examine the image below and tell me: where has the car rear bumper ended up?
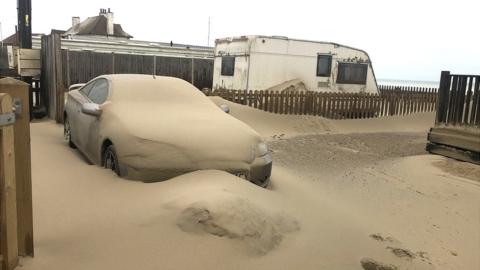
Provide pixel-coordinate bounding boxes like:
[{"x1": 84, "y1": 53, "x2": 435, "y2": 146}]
[{"x1": 248, "y1": 153, "x2": 272, "y2": 187}]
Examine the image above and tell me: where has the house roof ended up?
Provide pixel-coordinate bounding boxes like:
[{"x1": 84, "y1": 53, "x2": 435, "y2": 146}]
[
  {"x1": 63, "y1": 15, "x2": 133, "y2": 39},
  {"x1": 1, "y1": 33, "x2": 19, "y2": 45},
  {"x1": 1, "y1": 32, "x2": 44, "y2": 46}
]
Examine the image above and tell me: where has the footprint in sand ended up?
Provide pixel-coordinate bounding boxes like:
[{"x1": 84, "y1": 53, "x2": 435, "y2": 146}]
[
  {"x1": 360, "y1": 258, "x2": 398, "y2": 270},
  {"x1": 386, "y1": 247, "x2": 416, "y2": 259},
  {"x1": 369, "y1": 233, "x2": 397, "y2": 243},
  {"x1": 369, "y1": 233, "x2": 433, "y2": 266}
]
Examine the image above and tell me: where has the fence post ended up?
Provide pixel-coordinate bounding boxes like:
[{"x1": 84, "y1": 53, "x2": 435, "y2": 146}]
[
  {"x1": 66, "y1": 49, "x2": 71, "y2": 88},
  {"x1": 191, "y1": 58, "x2": 195, "y2": 85},
  {"x1": 0, "y1": 93, "x2": 19, "y2": 270},
  {"x1": 436, "y1": 71, "x2": 451, "y2": 124},
  {"x1": 0, "y1": 78, "x2": 34, "y2": 257},
  {"x1": 111, "y1": 52, "x2": 116, "y2": 74},
  {"x1": 53, "y1": 32, "x2": 64, "y2": 123}
]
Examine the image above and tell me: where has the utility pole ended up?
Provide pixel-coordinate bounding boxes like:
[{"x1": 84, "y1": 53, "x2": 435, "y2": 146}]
[
  {"x1": 17, "y1": 0, "x2": 32, "y2": 49},
  {"x1": 17, "y1": 0, "x2": 33, "y2": 119}
]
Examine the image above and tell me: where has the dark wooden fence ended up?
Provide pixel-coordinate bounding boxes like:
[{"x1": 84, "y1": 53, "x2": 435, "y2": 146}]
[
  {"x1": 41, "y1": 32, "x2": 214, "y2": 122},
  {"x1": 427, "y1": 71, "x2": 480, "y2": 164},
  {"x1": 61, "y1": 50, "x2": 213, "y2": 90},
  {"x1": 40, "y1": 32, "x2": 64, "y2": 122},
  {"x1": 435, "y1": 71, "x2": 479, "y2": 127},
  {"x1": 205, "y1": 86, "x2": 437, "y2": 119}
]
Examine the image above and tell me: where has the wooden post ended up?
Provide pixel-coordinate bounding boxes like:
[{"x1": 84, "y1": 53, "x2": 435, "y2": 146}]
[
  {"x1": 153, "y1": 55, "x2": 156, "y2": 76},
  {"x1": 471, "y1": 77, "x2": 480, "y2": 125},
  {"x1": 66, "y1": 49, "x2": 71, "y2": 88},
  {"x1": 191, "y1": 58, "x2": 195, "y2": 86},
  {"x1": 0, "y1": 78, "x2": 34, "y2": 257},
  {"x1": 0, "y1": 93, "x2": 19, "y2": 270},
  {"x1": 463, "y1": 77, "x2": 473, "y2": 125},
  {"x1": 54, "y1": 33, "x2": 64, "y2": 123},
  {"x1": 436, "y1": 71, "x2": 451, "y2": 125}
]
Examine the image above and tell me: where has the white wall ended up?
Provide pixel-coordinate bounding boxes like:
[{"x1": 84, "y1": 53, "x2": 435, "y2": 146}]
[
  {"x1": 213, "y1": 36, "x2": 378, "y2": 93},
  {"x1": 212, "y1": 38, "x2": 250, "y2": 90}
]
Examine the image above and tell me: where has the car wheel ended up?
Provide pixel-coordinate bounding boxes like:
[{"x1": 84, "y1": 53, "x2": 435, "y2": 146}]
[
  {"x1": 103, "y1": 145, "x2": 121, "y2": 176},
  {"x1": 64, "y1": 117, "x2": 76, "y2": 149}
]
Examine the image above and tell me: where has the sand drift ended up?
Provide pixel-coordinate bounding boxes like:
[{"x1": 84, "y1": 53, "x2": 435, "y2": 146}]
[{"x1": 22, "y1": 99, "x2": 480, "y2": 270}]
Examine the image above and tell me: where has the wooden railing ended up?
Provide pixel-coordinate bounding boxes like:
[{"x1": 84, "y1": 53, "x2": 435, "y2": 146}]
[{"x1": 205, "y1": 85, "x2": 437, "y2": 119}]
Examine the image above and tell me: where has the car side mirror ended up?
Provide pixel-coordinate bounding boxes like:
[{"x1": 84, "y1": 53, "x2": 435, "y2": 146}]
[
  {"x1": 81, "y1": 103, "x2": 102, "y2": 117},
  {"x1": 220, "y1": 104, "x2": 230, "y2": 114}
]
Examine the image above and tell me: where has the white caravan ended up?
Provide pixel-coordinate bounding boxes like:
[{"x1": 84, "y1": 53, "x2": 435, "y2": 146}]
[{"x1": 213, "y1": 35, "x2": 378, "y2": 93}]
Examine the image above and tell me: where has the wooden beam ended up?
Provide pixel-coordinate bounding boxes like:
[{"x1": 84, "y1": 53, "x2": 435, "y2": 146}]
[
  {"x1": 427, "y1": 126, "x2": 480, "y2": 152},
  {"x1": 426, "y1": 142, "x2": 480, "y2": 165},
  {"x1": 0, "y1": 93, "x2": 19, "y2": 270}
]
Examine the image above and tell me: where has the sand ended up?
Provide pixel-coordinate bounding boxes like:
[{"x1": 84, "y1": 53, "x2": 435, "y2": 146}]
[
  {"x1": 209, "y1": 96, "x2": 435, "y2": 137},
  {"x1": 20, "y1": 97, "x2": 480, "y2": 270}
]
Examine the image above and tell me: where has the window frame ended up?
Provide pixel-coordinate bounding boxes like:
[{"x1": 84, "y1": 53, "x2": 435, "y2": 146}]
[
  {"x1": 221, "y1": 56, "x2": 235, "y2": 76},
  {"x1": 86, "y1": 78, "x2": 110, "y2": 104},
  {"x1": 79, "y1": 81, "x2": 96, "y2": 97},
  {"x1": 316, "y1": 54, "x2": 332, "y2": 77},
  {"x1": 336, "y1": 62, "x2": 369, "y2": 85}
]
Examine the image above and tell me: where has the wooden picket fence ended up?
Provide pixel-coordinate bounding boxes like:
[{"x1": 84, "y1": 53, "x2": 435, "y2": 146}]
[{"x1": 205, "y1": 85, "x2": 438, "y2": 119}]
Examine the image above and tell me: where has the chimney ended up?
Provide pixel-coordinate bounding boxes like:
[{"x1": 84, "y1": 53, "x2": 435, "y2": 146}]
[
  {"x1": 72, "y1": 16, "x2": 80, "y2": 27},
  {"x1": 106, "y1": 8, "x2": 114, "y2": 36}
]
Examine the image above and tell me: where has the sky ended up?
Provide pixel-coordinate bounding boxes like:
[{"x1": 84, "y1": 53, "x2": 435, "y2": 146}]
[{"x1": 1, "y1": 0, "x2": 478, "y2": 81}]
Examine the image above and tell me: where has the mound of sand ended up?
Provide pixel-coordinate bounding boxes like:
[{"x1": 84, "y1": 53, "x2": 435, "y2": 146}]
[
  {"x1": 150, "y1": 170, "x2": 300, "y2": 255},
  {"x1": 209, "y1": 96, "x2": 335, "y2": 137},
  {"x1": 177, "y1": 196, "x2": 299, "y2": 255},
  {"x1": 209, "y1": 96, "x2": 435, "y2": 138},
  {"x1": 265, "y1": 79, "x2": 308, "y2": 92}
]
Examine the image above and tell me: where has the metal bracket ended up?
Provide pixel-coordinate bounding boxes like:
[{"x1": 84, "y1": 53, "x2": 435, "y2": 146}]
[
  {"x1": 13, "y1": 98, "x2": 23, "y2": 118},
  {"x1": 0, "y1": 112, "x2": 16, "y2": 127}
]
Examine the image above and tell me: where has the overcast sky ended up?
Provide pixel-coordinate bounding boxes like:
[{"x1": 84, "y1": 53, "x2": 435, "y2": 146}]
[{"x1": 1, "y1": 0, "x2": 478, "y2": 81}]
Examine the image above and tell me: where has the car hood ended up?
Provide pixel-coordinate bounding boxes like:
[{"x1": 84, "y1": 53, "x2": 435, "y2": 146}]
[{"x1": 101, "y1": 102, "x2": 262, "y2": 172}]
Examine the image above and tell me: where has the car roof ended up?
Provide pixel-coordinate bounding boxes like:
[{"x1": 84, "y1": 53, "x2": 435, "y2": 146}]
[{"x1": 96, "y1": 74, "x2": 208, "y2": 105}]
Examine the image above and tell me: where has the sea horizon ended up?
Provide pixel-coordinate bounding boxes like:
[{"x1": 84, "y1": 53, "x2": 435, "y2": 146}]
[{"x1": 377, "y1": 79, "x2": 439, "y2": 88}]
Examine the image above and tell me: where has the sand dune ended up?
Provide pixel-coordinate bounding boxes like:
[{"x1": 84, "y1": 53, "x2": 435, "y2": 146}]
[
  {"x1": 209, "y1": 96, "x2": 435, "y2": 137},
  {"x1": 20, "y1": 99, "x2": 479, "y2": 270}
]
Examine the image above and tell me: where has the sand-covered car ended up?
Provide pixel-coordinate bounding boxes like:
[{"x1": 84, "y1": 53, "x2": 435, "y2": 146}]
[{"x1": 64, "y1": 74, "x2": 272, "y2": 187}]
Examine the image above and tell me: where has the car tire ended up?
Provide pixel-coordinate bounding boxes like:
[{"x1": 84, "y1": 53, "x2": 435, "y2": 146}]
[
  {"x1": 64, "y1": 117, "x2": 76, "y2": 149},
  {"x1": 103, "y1": 145, "x2": 121, "y2": 176}
]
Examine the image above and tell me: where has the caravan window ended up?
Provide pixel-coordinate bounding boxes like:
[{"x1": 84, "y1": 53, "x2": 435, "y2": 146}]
[
  {"x1": 336, "y1": 63, "x2": 368, "y2": 84},
  {"x1": 221, "y1": 56, "x2": 235, "y2": 76},
  {"x1": 316, "y1": 55, "x2": 332, "y2": 77}
]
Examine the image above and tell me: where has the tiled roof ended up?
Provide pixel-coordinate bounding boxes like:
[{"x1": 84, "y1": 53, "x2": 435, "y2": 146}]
[{"x1": 63, "y1": 15, "x2": 133, "y2": 39}]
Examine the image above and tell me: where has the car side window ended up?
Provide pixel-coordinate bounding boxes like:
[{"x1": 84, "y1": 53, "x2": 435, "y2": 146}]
[
  {"x1": 87, "y1": 79, "x2": 109, "y2": 104},
  {"x1": 79, "y1": 82, "x2": 95, "y2": 96}
]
